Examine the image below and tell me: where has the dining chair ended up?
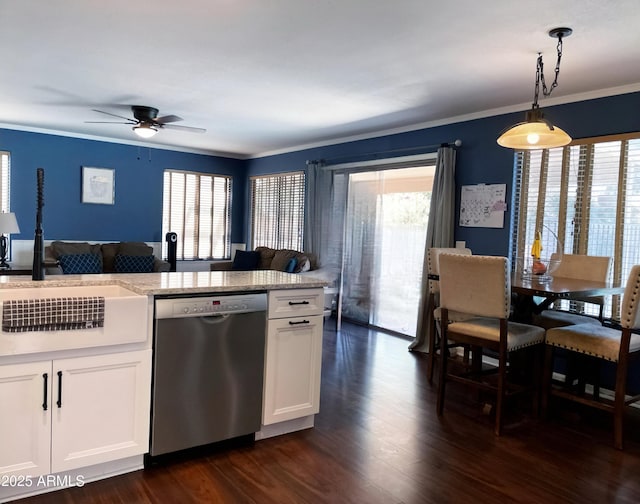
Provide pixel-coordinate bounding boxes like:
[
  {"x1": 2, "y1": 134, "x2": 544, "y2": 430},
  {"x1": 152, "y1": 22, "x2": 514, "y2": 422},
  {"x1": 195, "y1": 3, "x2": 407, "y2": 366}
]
[
  {"x1": 533, "y1": 253, "x2": 612, "y2": 330},
  {"x1": 426, "y1": 246, "x2": 472, "y2": 384},
  {"x1": 436, "y1": 254, "x2": 545, "y2": 435},
  {"x1": 541, "y1": 264, "x2": 640, "y2": 449}
]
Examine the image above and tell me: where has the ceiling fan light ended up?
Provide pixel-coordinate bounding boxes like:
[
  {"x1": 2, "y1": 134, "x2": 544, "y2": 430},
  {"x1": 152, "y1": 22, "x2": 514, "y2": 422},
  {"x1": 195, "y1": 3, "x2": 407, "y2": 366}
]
[
  {"x1": 497, "y1": 118, "x2": 571, "y2": 150},
  {"x1": 132, "y1": 124, "x2": 158, "y2": 139}
]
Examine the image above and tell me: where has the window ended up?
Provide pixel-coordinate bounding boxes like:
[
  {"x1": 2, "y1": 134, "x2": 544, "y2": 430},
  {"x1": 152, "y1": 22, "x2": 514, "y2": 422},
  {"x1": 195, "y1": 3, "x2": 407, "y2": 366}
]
[
  {"x1": 162, "y1": 170, "x2": 232, "y2": 260},
  {"x1": 249, "y1": 171, "x2": 305, "y2": 250},
  {"x1": 512, "y1": 133, "x2": 640, "y2": 320}
]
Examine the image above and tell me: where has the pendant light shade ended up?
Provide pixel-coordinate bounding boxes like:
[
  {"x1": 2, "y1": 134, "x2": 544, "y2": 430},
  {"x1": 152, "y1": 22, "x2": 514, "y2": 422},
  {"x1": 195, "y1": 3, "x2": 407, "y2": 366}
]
[
  {"x1": 498, "y1": 27, "x2": 573, "y2": 150},
  {"x1": 497, "y1": 108, "x2": 571, "y2": 150}
]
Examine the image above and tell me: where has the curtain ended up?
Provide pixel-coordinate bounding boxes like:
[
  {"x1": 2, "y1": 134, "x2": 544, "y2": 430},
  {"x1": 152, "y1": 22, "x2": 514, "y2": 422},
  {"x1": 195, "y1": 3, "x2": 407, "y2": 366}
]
[
  {"x1": 409, "y1": 146, "x2": 456, "y2": 351},
  {"x1": 304, "y1": 161, "x2": 322, "y2": 258}
]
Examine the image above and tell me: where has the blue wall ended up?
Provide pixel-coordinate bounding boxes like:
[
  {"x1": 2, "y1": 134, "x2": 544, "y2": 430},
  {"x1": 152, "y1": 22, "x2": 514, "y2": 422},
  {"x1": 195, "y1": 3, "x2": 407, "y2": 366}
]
[
  {"x1": 247, "y1": 91, "x2": 640, "y2": 256},
  {"x1": 2, "y1": 91, "x2": 640, "y2": 256},
  {"x1": 0, "y1": 129, "x2": 246, "y2": 244}
]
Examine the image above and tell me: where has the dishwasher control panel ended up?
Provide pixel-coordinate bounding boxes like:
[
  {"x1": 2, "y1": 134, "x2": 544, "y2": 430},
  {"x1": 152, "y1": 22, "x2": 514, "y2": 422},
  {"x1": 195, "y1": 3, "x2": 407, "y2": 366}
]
[{"x1": 155, "y1": 293, "x2": 267, "y2": 319}]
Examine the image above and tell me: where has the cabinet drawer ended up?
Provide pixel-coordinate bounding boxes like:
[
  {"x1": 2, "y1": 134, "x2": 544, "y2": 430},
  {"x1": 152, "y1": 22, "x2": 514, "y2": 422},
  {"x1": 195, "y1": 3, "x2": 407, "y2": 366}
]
[{"x1": 268, "y1": 288, "x2": 324, "y2": 319}]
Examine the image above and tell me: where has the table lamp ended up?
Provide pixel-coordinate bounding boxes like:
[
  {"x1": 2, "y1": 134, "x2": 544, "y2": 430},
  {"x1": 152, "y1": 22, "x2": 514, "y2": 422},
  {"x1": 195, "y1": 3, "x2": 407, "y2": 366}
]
[{"x1": 0, "y1": 212, "x2": 20, "y2": 269}]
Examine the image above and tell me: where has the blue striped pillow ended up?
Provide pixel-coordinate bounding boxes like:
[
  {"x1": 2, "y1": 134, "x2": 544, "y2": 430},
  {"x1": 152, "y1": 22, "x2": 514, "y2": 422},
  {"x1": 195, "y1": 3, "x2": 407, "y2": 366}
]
[
  {"x1": 114, "y1": 254, "x2": 155, "y2": 273},
  {"x1": 58, "y1": 253, "x2": 103, "y2": 274}
]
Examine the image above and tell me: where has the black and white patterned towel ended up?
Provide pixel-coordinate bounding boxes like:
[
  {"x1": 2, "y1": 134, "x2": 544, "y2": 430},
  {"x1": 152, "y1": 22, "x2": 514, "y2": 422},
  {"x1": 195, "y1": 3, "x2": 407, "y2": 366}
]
[{"x1": 2, "y1": 297, "x2": 105, "y2": 332}]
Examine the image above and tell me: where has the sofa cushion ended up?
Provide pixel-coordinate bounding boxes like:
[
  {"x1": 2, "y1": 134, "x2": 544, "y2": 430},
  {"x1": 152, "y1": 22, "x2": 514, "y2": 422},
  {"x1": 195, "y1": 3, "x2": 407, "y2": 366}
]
[
  {"x1": 271, "y1": 249, "x2": 299, "y2": 271},
  {"x1": 50, "y1": 241, "x2": 101, "y2": 258},
  {"x1": 102, "y1": 242, "x2": 154, "y2": 273},
  {"x1": 231, "y1": 250, "x2": 261, "y2": 271},
  {"x1": 58, "y1": 253, "x2": 103, "y2": 274},
  {"x1": 114, "y1": 254, "x2": 155, "y2": 273},
  {"x1": 255, "y1": 246, "x2": 276, "y2": 269},
  {"x1": 100, "y1": 243, "x2": 121, "y2": 273},
  {"x1": 119, "y1": 242, "x2": 154, "y2": 256}
]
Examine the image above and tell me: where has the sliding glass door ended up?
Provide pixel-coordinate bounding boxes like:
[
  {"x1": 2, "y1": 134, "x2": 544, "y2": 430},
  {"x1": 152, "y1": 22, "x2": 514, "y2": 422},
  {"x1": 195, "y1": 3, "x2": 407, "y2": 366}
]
[{"x1": 341, "y1": 166, "x2": 434, "y2": 336}]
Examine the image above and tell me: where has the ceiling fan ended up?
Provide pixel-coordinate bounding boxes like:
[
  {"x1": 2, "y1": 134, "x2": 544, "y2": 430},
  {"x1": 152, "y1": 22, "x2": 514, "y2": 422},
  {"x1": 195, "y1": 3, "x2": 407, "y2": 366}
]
[{"x1": 86, "y1": 105, "x2": 206, "y2": 139}]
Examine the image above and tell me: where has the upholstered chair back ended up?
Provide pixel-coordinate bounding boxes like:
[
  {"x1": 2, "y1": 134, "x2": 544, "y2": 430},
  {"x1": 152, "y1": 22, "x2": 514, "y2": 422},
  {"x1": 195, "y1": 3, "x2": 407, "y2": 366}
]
[
  {"x1": 428, "y1": 247, "x2": 472, "y2": 295},
  {"x1": 620, "y1": 265, "x2": 640, "y2": 329},
  {"x1": 439, "y1": 254, "x2": 510, "y2": 320},
  {"x1": 550, "y1": 253, "x2": 612, "y2": 305},
  {"x1": 551, "y1": 253, "x2": 611, "y2": 282}
]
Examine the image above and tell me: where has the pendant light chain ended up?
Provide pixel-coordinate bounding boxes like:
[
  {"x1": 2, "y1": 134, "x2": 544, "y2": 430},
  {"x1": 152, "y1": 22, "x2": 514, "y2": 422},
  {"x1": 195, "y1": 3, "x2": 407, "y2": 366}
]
[{"x1": 534, "y1": 34, "x2": 564, "y2": 107}]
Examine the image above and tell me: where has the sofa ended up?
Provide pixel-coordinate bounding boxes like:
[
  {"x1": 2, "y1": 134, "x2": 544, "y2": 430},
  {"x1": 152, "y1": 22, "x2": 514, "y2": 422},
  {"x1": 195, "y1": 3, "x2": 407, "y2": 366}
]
[
  {"x1": 45, "y1": 241, "x2": 171, "y2": 275},
  {"x1": 211, "y1": 246, "x2": 340, "y2": 316},
  {"x1": 210, "y1": 246, "x2": 318, "y2": 274}
]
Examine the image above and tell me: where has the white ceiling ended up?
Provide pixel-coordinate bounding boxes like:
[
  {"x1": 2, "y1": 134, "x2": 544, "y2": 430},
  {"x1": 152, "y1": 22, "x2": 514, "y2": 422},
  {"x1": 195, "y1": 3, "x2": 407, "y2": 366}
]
[{"x1": 1, "y1": 0, "x2": 640, "y2": 159}]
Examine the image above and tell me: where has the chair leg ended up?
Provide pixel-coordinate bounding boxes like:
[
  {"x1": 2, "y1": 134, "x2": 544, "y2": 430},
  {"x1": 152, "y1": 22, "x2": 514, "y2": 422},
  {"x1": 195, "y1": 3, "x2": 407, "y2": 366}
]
[
  {"x1": 426, "y1": 319, "x2": 437, "y2": 385},
  {"x1": 436, "y1": 323, "x2": 448, "y2": 417},
  {"x1": 494, "y1": 322, "x2": 508, "y2": 436},
  {"x1": 613, "y1": 360, "x2": 628, "y2": 450},
  {"x1": 495, "y1": 350, "x2": 507, "y2": 436},
  {"x1": 531, "y1": 345, "x2": 542, "y2": 418},
  {"x1": 541, "y1": 345, "x2": 554, "y2": 419}
]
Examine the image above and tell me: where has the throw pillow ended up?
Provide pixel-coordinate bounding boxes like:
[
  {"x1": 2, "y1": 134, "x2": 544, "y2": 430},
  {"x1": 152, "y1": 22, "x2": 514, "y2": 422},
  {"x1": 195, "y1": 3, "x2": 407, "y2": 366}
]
[
  {"x1": 297, "y1": 257, "x2": 311, "y2": 272},
  {"x1": 231, "y1": 250, "x2": 261, "y2": 271},
  {"x1": 285, "y1": 258, "x2": 298, "y2": 273},
  {"x1": 58, "y1": 253, "x2": 103, "y2": 274},
  {"x1": 114, "y1": 254, "x2": 155, "y2": 273}
]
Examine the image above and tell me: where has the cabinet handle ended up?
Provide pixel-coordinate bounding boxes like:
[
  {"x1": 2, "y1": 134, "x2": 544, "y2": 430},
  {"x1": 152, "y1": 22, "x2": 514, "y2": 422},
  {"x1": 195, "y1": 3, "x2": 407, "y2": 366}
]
[
  {"x1": 288, "y1": 300, "x2": 310, "y2": 306},
  {"x1": 289, "y1": 320, "x2": 310, "y2": 325},
  {"x1": 42, "y1": 373, "x2": 48, "y2": 411},
  {"x1": 56, "y1": 371, "x2": 63, "y2": 408}
]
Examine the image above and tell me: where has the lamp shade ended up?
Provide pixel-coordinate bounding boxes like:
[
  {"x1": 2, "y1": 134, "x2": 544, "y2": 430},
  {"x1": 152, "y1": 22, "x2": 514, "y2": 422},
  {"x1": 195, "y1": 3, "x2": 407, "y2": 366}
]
[
  {"x1": 0, "y1": 212, "x2": 20, "y2": 234},
  {"x1": 133, "y1": 124, "x2": 158, "y2": 139},
  {"x1": 497, "y1": 120, "x2": 571, "y2": 150}
]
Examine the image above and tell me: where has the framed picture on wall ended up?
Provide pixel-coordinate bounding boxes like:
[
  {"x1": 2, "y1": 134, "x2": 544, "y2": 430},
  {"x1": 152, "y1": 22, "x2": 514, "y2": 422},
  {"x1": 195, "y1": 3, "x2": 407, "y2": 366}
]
[{"x1": 82, "y1": 166, "x2": 115, "y2": 205}]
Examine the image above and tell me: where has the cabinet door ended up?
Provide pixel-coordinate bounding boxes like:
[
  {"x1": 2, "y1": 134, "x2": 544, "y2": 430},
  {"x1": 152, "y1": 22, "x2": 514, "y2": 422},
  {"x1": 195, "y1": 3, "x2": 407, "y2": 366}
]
[
  {"x1": 263, "y1": 315, "x2": 323, "y2": 425},
  {"x1": 0, "y1": 361, "x2": 51, "y2": 477},
  {"x1": 51, "y1": 349, "x2": 151, "y2": 473}
]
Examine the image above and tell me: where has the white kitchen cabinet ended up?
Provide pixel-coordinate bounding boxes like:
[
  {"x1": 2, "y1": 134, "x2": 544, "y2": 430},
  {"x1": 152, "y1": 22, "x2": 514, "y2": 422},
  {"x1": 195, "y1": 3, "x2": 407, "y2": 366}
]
[
  {"x1": 263, "y1": 288, "x2": 323, "y2": 426},
  {"x1": 0, "y1": 361, "x2": 51, "y2": 477},
  {"x1": 0, "y1": 349, "x2": 151, "y2": 477}
]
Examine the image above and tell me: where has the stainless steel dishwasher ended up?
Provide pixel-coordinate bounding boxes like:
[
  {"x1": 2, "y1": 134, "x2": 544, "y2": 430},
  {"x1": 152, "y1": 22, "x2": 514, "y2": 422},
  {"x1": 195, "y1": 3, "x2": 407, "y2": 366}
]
[{"x1": 149, "y1": 292, "x2": 267, "y2": 458}]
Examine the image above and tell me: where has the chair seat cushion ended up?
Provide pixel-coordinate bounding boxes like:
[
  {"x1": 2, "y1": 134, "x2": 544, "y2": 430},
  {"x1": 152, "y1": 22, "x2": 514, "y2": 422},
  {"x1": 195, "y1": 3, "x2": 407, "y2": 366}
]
[
  {"x1": 448, "y1": 318, "x2": 545, "y2": 351},
  {"x1": 546, "y1": 323, "x2": 640, "y2": 362},
  {"x1": 533, "y1": 309, "x2": 601, "y2": 330}
]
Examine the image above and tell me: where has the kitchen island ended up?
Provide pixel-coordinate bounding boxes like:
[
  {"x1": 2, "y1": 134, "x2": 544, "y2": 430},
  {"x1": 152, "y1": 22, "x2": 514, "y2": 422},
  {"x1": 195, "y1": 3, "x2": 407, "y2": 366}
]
[
  {"x1": 0, "y1": 269, "x2": 328, "y2": 295},
  {"x1": 0, "y1": 270, "x2": 327, "y2": 503}
]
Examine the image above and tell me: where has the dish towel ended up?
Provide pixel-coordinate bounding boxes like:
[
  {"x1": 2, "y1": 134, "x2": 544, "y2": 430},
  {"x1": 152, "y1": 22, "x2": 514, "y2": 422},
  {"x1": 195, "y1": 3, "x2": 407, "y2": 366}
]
[{"x1": 2, "y1": 297, "x2": 105, "y2": 332}]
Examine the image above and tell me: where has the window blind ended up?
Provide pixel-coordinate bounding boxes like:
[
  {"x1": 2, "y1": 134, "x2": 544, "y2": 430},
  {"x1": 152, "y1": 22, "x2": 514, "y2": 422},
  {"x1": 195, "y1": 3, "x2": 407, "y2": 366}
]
[
  {"x1": 513, "y1": 133, "x2": 640, "y2": 320},
  {"x1": 250, "y1": 172, "x2": 305, "y2": 250},
  {"x1": 162, "y1": 170, "x2": 232, "y2": 260}
]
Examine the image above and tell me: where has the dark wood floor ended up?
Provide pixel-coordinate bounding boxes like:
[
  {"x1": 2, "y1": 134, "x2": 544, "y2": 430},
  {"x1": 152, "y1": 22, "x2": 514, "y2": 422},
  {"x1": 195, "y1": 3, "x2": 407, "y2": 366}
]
[{"x1": 15, "y1": 320, "x2": 640, "y2": 504}]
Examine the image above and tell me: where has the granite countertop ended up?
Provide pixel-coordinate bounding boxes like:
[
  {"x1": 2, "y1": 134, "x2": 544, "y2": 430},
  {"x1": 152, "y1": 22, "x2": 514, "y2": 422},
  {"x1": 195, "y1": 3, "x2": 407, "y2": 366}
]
[{"x1": 0, "y1": 270, "x2": 329, "y2": 296}]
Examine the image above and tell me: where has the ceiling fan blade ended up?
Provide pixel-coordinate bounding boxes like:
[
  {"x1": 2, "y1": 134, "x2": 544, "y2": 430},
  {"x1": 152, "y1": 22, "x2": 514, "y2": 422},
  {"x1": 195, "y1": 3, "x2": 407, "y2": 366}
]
[
  {"x1": 162, "y1": 124, "x2": 207, "y2": 133},
  {"x1": 155, "y1": 115, "x2": 183, "y2": 124},
  {"x1": 84, "y1": 120, "x2": 133, "y2": 124},
  {"x1": 91, "y1": 109, "x2": 136, "y2": 122}
]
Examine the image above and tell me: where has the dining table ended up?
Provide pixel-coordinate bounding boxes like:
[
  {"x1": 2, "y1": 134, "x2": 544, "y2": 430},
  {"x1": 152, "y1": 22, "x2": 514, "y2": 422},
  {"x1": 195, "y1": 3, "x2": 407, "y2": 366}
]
[{"x1": 510, "y1": 273, "x2": 625, "y2": 323}]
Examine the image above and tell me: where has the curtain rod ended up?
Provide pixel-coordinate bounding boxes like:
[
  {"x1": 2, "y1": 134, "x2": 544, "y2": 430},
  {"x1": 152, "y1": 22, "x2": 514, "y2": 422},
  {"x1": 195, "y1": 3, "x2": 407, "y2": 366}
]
[{"x1": 306, "y1": 139, "x2": 462, "y2": 166}]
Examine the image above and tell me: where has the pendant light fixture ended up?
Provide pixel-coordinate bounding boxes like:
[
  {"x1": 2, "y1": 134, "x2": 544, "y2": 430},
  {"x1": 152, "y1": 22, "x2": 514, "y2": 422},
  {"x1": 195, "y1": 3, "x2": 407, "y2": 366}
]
[
  {"x1": 497, "y1": 27, "x2": 573, "y2": 150},
  {"x1": 133, "y1": 123, "x2": 158, "y2": 139}
]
